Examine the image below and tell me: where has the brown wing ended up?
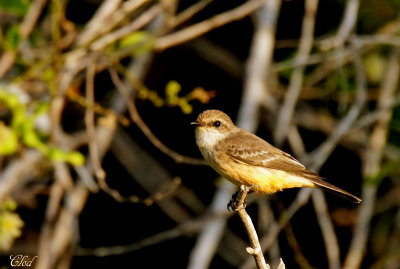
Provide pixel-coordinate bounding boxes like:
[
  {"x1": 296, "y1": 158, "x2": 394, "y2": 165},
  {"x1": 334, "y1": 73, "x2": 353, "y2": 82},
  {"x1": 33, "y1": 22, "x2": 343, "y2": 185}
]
[
  {"x1": 221, "y1": 130, "x2": 306, "y2": 172},
  {"x1": 222, "y1": 130, "x2": 361, "y2": 203}
]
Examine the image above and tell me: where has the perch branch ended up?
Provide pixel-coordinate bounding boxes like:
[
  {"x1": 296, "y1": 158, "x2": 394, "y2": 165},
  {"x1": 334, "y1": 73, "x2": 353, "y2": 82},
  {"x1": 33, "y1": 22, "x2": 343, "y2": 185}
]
[{"x1": 235, "y1": 185, "x2": 269, "y2": 269}]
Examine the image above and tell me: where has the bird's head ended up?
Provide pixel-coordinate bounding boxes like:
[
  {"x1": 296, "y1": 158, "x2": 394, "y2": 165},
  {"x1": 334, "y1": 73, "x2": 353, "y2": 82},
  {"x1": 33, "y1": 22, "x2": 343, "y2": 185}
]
[{"x1": 191, "y1": 110, "x2": 235, "y2": 147}]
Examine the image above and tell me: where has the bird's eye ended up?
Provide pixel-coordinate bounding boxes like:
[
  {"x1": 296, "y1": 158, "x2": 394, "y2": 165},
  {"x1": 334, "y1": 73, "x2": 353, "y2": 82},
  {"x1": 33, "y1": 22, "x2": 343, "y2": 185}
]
[{"x1": 213, "y1": 121, "x2": 221, "y2": 127}]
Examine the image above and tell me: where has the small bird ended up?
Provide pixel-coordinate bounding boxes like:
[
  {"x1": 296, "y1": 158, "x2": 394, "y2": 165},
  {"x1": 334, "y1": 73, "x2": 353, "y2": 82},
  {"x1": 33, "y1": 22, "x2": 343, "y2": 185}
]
[{"x1": 191, "y1": 109, "x2": 361, "y2": 203}]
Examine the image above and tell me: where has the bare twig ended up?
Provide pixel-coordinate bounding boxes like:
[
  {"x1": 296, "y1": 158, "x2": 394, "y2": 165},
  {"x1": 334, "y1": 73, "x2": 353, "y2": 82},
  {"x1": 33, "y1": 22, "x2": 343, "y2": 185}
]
[
  {"x1": 76, "y1": 0, "x2": 152, "y2": 46},
  {"x1": 170, "y1": 0, "x2": 214, "y2": 29},
  {"x1": 91, "y1": 4, "x2": 162, "y2": 51},
  {"x1": 312, "y1": 190, "x2": 341, "y2": 269},
  {"x1": 235, "y1": 185, "x2": 269, "y2": 269},
  {"x1": 85, "y1": 59, "x2": 106, "y2": 180},
  {"x1": 289, "y1": 126, "x2": 341, "y2": 269},
  {"x1": 305, "y1": 43, "x2": 367, "y2": 170},
  {"x1": 238, "y1": 0, "x2": 281, "y2": 131},
  {"x1": 0, "y1": 150, "x2": 43, "y2": 200},
  {"x1": 273, "y1": 0, "x2": 319, "y2": 146},
  {"x1": 155, "y1": 0, "x2": 267, "y2": 51},
  {"x1": 344, "y1": 48, "x2": 400, "y2": 269},
  {"x1": 75, "y1": 0, "x2": 123, "y2": 46},
  {"x1": 319, "y1": 0, "x2": 359, "y2": 50},
  {"x1": 187, "y1": 183, "x2": 235, "y2": 269}
]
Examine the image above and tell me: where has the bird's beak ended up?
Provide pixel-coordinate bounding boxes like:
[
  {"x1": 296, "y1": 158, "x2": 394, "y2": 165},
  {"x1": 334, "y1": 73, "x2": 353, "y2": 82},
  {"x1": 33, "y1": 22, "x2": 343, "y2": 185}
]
[{"x1": 191, "y1": 120, "x2": 202, "y2": 126}]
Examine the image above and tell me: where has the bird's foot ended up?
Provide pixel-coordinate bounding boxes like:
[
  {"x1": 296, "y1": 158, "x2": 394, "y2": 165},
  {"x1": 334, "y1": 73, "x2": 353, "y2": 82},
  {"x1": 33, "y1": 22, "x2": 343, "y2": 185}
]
[
  {"x1": 227, "y1": 191, "x2": 243, "y2": 211},
  {"x1": 227, "y1": 185, "x2": 255, "y2": 211}
]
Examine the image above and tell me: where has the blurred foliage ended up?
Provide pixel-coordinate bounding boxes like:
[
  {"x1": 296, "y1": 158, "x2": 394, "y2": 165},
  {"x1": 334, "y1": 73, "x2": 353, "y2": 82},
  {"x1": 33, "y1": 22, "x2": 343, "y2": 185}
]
[
  {"x1": 0, "y1": 90, "x2": 85, "y2": 165},
  {"x1": 0, "y1": 199, "x2": 24, "y2": 251},
  {"x1": 137, "y1": 80, "x2": 216, "y2": 114},
  {"x1": 0, "y1": 0, "x2": 29, "y2": 16}
]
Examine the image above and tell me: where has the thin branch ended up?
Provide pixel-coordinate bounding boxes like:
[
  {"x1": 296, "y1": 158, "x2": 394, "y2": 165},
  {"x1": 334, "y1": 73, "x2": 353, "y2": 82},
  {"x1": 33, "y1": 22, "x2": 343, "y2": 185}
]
[
  {"x1": 344, "y1": 48, "x2": 400, "y2": 269},
  {"x1": 273, "y1": 0, "x2": 319, "y2": 146},
  {"x1": 155, "y1": 0, "x2": 267, "y2": 51},
  {"x1": 305, "y1": 43, "x2": 367, "y2": 171},
  {"x1": 76, "y1": 0, "x2": 152, "y2": 46},
  {"x1": 319, "y1": 0, "x2": 360, "y2": 50},
  {"x1": 0, "y1": 150, "x2": 43, "y2": 200},
  {"x1": 76, "y1": 210, "x2": 231, "y2": 257},
  {"x1": 238, "y1": 0, "x2": 281, "y2": 131},
  {"x1": 90, "y1": 4, "x2": 162, "y2": 51},
  {"x1": 235, "y1": 185, "x2": 269, "y2": 269},
  {"x1": 170, "y1": 0, "x2": 214, "y2": 29},
  {"x1": 85, "y1": 59, "x2": 106, "y2": 180},
  {"x1": 312, "y1": 190, "x2": 341, "y2": 269},
  {"x1": 187, "y1": 182, "x2": 236, "y2": 269},
  {"x1": 75, "y1": 0, "x2": 123, "y2": 46}
]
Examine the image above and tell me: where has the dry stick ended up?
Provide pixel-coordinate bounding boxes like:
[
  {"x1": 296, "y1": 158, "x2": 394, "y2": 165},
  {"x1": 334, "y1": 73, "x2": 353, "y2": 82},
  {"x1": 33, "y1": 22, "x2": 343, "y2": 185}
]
[
  {"x1": 37, "y1": 163, "x2": 71, "y2": 268},
  {"x1": 343, "y1": 48, "x2": 400, "y2": 269},
  {"x1": 76, "y1": 0, "x2": 123, "y2": 46},
  {"x1": 187, "y1": 183, "x2": 236, "y2": 269},
  {"x1": 306, "y1": 45, "x2": 368, "y2": 269},
  {"x1": 85, "y1": 59, "x2": 106, "y2": 180},
  {"x1": 238, "y1": 0, "x2": 281, "y2": 131},
  {"x1": 235, "y1": 186, "x2": 269, "y2": 269},
  {"x1": 76, "y1": 0, "x2": 143, "y2": 46},
  {"x1": 273, "y1": 0, "x2": 319, "y2": 146},
  {"x1": 76, "y1": 209, "x2": 232, "y2": 257},
  {"x1": 169, "y1": 0, "x2": 214, "y2": 28},
  {"x1": 155, "y1": 0, "x2": 267, "y2": 51},
  {"x1": 319, "y1": 0, "x2": 359, "y2": 50},
  {"x1": 274, "y1": 34, "x2": 400, "y2": 73},
  {"x1": 0, "y1": 150, "x2": 43, "y2": 200},
  {"x1": 78, "y1": 0, "x2": 151, "y2": 46},
  {"x1": 312, "y1": 190, "x2": 341, "y2": 269},
  {"x1": 257, "y1": 199, "x2": 281, "y2": 267},
  {"x1": 289, "y1": 125, "x2": 341, "y2": 269},
  {"x1": 306, "y1": 42, "x2": 367, "y2": 170},
  {"x1": 91, "y1": 4, "x2": 162, "y2": 51}
]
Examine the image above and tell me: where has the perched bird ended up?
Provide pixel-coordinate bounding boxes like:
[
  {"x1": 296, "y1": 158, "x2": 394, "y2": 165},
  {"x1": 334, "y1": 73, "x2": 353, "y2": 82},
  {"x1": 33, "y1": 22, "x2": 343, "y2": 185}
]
[{"x1": 191, "y1": 109, "x2": 361, "y2": 203}]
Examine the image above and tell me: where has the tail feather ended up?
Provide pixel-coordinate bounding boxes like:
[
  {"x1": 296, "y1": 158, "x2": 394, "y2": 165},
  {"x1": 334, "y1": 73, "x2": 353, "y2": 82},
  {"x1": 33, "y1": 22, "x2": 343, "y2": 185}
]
[{"x1": 309, "y1": 176, "x2": 361, "y2": 204}]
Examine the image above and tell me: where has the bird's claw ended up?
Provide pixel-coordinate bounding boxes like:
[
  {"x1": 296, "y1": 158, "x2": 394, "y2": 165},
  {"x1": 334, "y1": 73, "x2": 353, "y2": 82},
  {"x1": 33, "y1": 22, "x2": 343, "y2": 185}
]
[{"x1": 227, "y1": 191, "x2": 248, "y2": 211}]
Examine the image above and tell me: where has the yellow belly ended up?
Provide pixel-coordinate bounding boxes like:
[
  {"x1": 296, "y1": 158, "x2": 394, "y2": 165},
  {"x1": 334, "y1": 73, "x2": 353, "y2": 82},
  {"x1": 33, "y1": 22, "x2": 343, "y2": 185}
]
[{"x1": 213, "y1": 159, "x2": 314, "y2": 194}]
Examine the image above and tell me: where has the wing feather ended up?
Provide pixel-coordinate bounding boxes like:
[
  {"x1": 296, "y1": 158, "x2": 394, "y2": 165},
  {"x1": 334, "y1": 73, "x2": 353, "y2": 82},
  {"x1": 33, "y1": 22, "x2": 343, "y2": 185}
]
[{"x1": 221, "y1": 131, "x2": 305, "y2": 171}]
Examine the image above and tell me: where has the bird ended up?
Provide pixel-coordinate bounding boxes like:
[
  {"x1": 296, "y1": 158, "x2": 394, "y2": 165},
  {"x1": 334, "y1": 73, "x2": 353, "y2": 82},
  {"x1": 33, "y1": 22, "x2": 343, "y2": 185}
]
[{"x1": 191, "y1": 109, "x2": 361, "y2": 204}]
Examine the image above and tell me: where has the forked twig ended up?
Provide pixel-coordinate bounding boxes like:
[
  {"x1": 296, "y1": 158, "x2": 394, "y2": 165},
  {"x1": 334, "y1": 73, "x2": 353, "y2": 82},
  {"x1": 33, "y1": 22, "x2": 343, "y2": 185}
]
[{"x1": 233, "y1": 185, "x2": 285, "y2": 269}]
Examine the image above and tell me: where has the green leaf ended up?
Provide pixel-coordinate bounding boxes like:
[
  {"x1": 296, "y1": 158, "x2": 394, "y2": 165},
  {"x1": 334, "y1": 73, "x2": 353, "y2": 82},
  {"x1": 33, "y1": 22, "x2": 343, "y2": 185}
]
[
  {"x1": 0, "y1": 0, "x2": 29, "y2": 16},
  {"x1": 65, "y1": 151, "x2": 85, "y2": 166},
  {"x1": 0, "y1": 123, "x2": 18, "y2": 155},
  {"x1": 5, "y1": 25, "x2": 21, "y2": 50},
  {"x1": 165, "y1": 80, "x2": 181, "y2": 105},
  {"x1": 119, "y1": 31, "x2": 148, "y2": 49}
]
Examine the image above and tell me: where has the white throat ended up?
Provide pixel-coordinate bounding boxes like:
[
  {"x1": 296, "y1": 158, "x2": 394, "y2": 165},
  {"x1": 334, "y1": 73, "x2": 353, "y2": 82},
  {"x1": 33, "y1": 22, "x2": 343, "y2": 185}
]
[{"x1": 195, "y1": 127, "x2": 228, "y2": 150}]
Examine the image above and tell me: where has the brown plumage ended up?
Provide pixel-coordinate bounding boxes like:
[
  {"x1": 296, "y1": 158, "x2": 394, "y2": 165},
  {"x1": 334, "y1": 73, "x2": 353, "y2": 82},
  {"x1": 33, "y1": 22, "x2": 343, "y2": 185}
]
[{"x1": 192, "y1": 110, "x2": 361, "y2": 203}]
